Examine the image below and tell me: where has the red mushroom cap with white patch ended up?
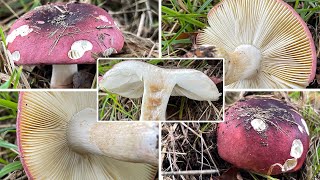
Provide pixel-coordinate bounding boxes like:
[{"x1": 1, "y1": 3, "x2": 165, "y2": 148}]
[
  {"x1": 217, "y1": 96, "x2": 309, "y2": 175},
  {"x1": 7, "y1": 2, "x2": 124, "y2": 65}
]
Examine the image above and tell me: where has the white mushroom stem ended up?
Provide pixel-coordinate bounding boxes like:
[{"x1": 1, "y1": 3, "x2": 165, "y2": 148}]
[
  {"x1": 222, "y1": 45, "x2": 262, "y2": 85},
  {"x1": 50, "y1": 64, "x2": 78, "y2": 88},
  {"x1": 100, "y1": 61, "x2": 221, "y2": 121},
  {"x1": 68, "y1": 108, "x2": 159, "y2": 165},
  {"x1": 140, "y1": 72, "x2": 177, "y2": 120}
]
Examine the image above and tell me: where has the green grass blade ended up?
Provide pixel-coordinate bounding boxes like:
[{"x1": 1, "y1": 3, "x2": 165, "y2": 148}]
[
  {"x1": 162, "y1": 6, "x2": 206, "y2": 28},
  {"x1": 0, "y1": 115, "x2": 16, "y2": 121},
  {"x1": 162, "y1": 24, "x2": 189, "y2": 51},
  {"x1": 0, "y1": 140, "x2": 18, "y2": 151},
  {"x1": 13, "y1": 67, "x2": 23, "y2": 89},
  {"x1": 0, "y1": 26, "x2": 6, "y2": 47},
  {"x1": 162, "y1": 14, "x2": 206, "y2": 18},
  {"x1": 100, "y1": 96, "x2": 110, "y2": 119},
  {"x1": 108, "y1": 94, "x2": 134, "y2": 119},
  {"x1": 196, "y1": 0, "x2": 213, "y2": 13},
  {"x1": 0, "y1": 99, "x2": 18, "y2": 110},
  {"x1": 0, "y1": 161, "x2": 23, "y2": 178},
  {"x1": 0, "y1": 158, "x2": 8, "y2": 165},
  {"x1": 0, "y1": 127, "x2": 16, "y2": 134},
  {"x1": 0, "y1": 70, "x2": 16, "y2": 89},
  {"x1": 162, "y1": 39, "x2": 192, "y2": 45},
  {"x1": 0, "y1": 81, "x2": 11, "y2": 89}
]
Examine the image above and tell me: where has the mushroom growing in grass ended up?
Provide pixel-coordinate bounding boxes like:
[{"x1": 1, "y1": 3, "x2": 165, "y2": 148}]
[
  {"x1": 99, "y1": 60, "x2": 221, "y2": 121},
  {"x1": 197, "y1": 0, "x2": 316, "y2": 88},
  {"x1": 217, "y1": 95, "x2": 309, "y2": 175},
  {"x1": 17, "y1": 91, "x2": 158, "y2": 179},
  {"x1": 7, "y1": 2, "x2": 124, "y2": 88}
]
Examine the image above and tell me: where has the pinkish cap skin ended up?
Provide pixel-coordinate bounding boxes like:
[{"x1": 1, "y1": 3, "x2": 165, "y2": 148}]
[
  {"x1": 198, "y1": 0, "x2": 317, "y2": 83},
  {"x1": 218, "y1": 96, "x2": 309, "y2": 175},
  {"x1": 16, "y1": 92, "x2": 33, "y2": 179},
  {"x1": 7, "y1": 2, "x2": 124, "y2": 65},
  {"x1": 98, "y1": 76, "x2": 103, "y2": 83}
]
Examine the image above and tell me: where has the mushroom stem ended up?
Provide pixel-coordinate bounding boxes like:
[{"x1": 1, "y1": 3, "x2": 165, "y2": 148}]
[
  {"x1": 140, "y1": 74, "x2": 176, "y2": 121},
  {"x1": 223, "y1": 44, "x2": 262, "y2": 85},
  {"x1": 50, "y1": 64, "x2": 78, "y2": 88},
  {"x1": 68, "y1": 108, "x2": 159, "y2": 165}
]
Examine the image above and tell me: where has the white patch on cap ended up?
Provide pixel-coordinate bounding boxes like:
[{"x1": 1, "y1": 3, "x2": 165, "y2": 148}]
[
  {"x1": 11, "y1": 51, "x2": 20, "y2": 61},
  {"x1": 290, "y1": 139, "x2": 303, "y2": 159},
  {"x1": 114, "y1": 21, "x2": 120, "y2": 30},
  {"x1": 36, "y1": 21, "x2": 45, "y2": 24},
  {"x1": 98, "y1": 15, "x2": 109, "y2": 23},
  {"x1": 282, "y1": 158, "x2": 297, "y2": 172},
  {"x1": 103, "y1": 47, "x2": 116, "y2": 57},
  {"x1": 301, "y1": 118, "x2": 309, "y2": 135},
  {"x1": 271, "y1": 158, "x2": 297, "y2": 172},
  {"x1": 250, "y1": 119, "x2": 267, "y2": 132},
  {"x1": 68, "y1": 40, "x2": 93, "y2": 60},
  {"x1": 6, "y1": 25, "x2": 33, "y2": 45},
  {"x1": 298, "y1": 125, "x2": 304, "y2": 133}
]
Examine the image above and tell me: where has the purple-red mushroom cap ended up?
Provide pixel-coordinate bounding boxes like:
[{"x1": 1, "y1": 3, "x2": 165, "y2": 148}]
[
  {"x1": 217, "y1": 96, "x2": 309, "y2": 175},
  {"x1": 6, "y1": 2, "x2": 124, "y2": 65}
]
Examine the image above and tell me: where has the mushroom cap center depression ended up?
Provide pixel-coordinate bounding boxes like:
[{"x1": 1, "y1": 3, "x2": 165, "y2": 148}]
[{"x1": 225, "y1": 44, "x2": 262, "y2": 84}]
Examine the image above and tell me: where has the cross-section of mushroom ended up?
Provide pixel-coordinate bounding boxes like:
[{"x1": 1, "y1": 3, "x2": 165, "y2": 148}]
[
  {"x1": 17, "y1": 91, "x2": 158, "y2": 179},
  {"x1": 99, "y1": 60, "x2": 221, "y2": 121},
  {"x1": 6, "y1": 2, "x2": 124, "y2": 88},
  {"x1": 217, "y1": 95, "x2": 309, "y2": 175},
  {"x1": 197, "y1": 0, "x2": 316, "y2": 89}
]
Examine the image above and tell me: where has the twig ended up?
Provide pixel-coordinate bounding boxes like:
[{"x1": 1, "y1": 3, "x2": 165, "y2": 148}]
[
  {"x1": 145, "y1": 0, "x2": 153, "y2": 27},
  {"x1": 181, "y1": 123, "x2": 220, "y2": 176},
  {"x1": 137, "y1": 12, "x2": 146, "y2": 37},
  {"x1": 162, "y1": 169, "x2": 219, "y2": 176},
  {"x1": 0, "y1": 0, "x2": 19, "y2": 18}
]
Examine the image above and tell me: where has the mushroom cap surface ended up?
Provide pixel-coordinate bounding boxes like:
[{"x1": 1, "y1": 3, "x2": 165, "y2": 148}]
[
  {"x1": 197, "y1": 0, "x2": 316, "y2": 88},
  {"x1": 17, "y1": 92, "x2": 156, "y2": 179},
  {"x1": 217, "y1": 96, "x2": 309, "y2": 175},
  {"x1": 7, "y1": 2, "x2": 124, "y2": 65}
]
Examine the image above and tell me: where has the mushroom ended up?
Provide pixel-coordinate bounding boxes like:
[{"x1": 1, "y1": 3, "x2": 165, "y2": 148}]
[
  {"x1": 99, "y1": 60, "x2": 221, "y2": 120},
  {"x1": 217, "y1": 95, "x2": 309, "y2": 175},
  {"x1": 197, "y1": 0, "x2": 316, "y2": 88},
  {"x1": 6, "y1": 2, "x2": 124, "y2": 88},
  {"x1": 17, "y1": 91, "x2": 158, "y2": 179}
]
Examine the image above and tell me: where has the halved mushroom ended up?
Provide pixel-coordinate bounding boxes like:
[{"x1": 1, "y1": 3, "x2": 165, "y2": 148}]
[
  {"x1": 17, "y1": 91, "x2": 158, "y2": 179},
  {"x1": 99, "y1": 60, "x2": 221, "y2": 120},
  {"x1": 217, "y1": 95, "x2": 309, "y2": 175},
  {"x1": 197, "y1": 0, "x2": 316, "y2": 88}
]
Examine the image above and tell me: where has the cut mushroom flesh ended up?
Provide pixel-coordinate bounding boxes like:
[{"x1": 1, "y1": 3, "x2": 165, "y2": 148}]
[{"x1": 99, "y1": 60, "x2": 221, "y2": 120}]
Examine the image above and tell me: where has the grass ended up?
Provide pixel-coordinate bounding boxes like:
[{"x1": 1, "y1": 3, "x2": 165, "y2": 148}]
[
  {"x1": 162, "y1": 0, "x2": 217, "y2": 56},
  {"x1": 161, "y1": 122, "x2": 220, "y2": 179},
  {"x1": 0, "y1": 0, "x2": 158, "y2": 88},
  {"x1": 0, "y1": 67, "x2": 22, "y2": 89},
  {"x1": 0, "y1": 92, "x2": 24, "y2": 179},
  {"x1": 98, "y1": 59, "x2": 223, "y2": 121}
]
